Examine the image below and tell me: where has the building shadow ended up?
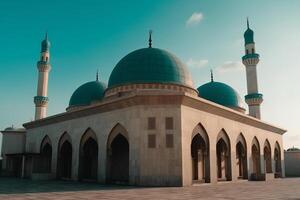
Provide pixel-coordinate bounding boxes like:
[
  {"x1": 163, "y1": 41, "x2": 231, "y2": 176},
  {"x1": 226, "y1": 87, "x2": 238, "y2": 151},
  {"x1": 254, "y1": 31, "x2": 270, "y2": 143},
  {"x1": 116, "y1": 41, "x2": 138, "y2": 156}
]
[{"x1": 0, "y1": 177, "x2": 136, "y2": 194}]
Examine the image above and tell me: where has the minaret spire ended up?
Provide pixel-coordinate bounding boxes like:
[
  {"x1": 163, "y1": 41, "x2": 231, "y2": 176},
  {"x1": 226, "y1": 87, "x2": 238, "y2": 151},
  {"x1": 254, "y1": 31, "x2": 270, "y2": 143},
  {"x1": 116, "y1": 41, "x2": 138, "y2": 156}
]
[
  {"x1": 210, "y1": 69, "x2": 214, "y2": 82},
  {"x1": 148, "y1": 30, "x2": 152, "y2": 48},
  {"x1": 247, "y1": 17, "x2": 249, "y2": 29},
  {"x1": 34, "y1": 33, "x2": 51, "y2": 120}
]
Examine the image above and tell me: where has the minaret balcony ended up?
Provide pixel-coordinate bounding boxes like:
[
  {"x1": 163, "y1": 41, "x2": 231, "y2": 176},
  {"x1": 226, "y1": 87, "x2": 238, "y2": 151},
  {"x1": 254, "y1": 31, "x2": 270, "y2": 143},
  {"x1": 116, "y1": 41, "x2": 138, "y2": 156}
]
[
  {"x1": 242, "y1": 53, "x2": 259, "y2": 66},
  {"x1": 37, "y1": 61, "x2": 51, "y2": 72},
  {"x1": 34, "y1": 96, "x2": 49, "y2": 107},
  {"x1": 245, "y1": 93, "x2": 263, "y2": 105}
]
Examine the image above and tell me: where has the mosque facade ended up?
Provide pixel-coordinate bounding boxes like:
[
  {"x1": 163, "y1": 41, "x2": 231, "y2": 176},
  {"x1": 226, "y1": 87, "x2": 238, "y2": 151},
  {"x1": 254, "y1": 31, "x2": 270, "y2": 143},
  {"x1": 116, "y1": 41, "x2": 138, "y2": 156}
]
[{"x1": 1, "y1": 21, "x2": 286, "y2": 186}]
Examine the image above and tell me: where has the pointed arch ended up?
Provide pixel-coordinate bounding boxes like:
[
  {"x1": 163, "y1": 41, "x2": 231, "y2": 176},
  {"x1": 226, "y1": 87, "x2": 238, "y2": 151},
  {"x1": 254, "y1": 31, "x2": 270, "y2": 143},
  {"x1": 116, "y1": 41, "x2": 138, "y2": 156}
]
[
  {"x1": 191, "y1": 123, "x2": 210, "y2": 183},
  {"x1": 39, "y1": 135, "x2": 52, "y2": 173},
  {"x1": 40, "y1": 135, "x2": 52, "y2": 152},
  {"x1": 80, "y1": 128, "x2": 98, "y2": 145},
  {"x1": 216, "y1": 129, "x2": 231, "y2": 181},
  {"x1": 274, "y1": 141, "x2": 282, "y2": 177},
  {"x1": 107, "y1": 123, "x2": 129, "y2": 148},
  {"x1": 217, "y1": 129, "x2": 231, "y2": 147},
  {"x1": 251, "y1": 136, "x2": 261, "y2": 179},
  {"x1": 57, "y1": 132, "x2": 72, "y2": 179},
  {"x1": 58, "y1": 132, "x2": 72, "y2": 149},
  {"x1": 264, "y1": 139, "x2": 272, "y2": 173},
  {"x1": 79, "y1": 128, "x2": 98, "y2": 181},
  {"x1": 106, "y1": 123, "x2": 129, "y2": 184},
  {"x1": 236, "y1": 133, "x2": 248, "y2": 179},
  {"x1": 236, "y1": 133, "x2": 247, "y2": 150}
]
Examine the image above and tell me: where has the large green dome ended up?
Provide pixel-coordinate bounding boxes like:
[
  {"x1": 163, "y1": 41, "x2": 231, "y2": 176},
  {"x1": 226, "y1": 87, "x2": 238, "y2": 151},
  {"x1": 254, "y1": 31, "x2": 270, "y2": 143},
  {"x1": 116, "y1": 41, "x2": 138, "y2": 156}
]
[
  {"x1": 108, "y1": 48, "x2": 193, "y2": 88},
  {"x1": 69, "y1": 81, "x2": 107, "y2": 107},
  {"x1": 197, "y1": 81, "x2": 245, "y2": 111}
]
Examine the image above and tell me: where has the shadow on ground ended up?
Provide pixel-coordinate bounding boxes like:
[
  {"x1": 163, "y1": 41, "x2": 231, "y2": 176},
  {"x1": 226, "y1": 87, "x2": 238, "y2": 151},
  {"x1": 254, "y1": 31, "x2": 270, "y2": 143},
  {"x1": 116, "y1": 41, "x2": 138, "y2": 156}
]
[{"x1": 0, "y1": 177, "x2": 135, "y2": 194}]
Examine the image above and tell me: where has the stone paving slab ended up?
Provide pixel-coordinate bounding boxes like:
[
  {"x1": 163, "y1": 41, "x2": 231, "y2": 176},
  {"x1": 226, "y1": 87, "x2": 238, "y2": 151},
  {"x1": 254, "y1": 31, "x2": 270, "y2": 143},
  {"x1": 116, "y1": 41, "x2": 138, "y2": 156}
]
[{"x1": 0, "y1": 178, "x2": 300, "y2": 199}]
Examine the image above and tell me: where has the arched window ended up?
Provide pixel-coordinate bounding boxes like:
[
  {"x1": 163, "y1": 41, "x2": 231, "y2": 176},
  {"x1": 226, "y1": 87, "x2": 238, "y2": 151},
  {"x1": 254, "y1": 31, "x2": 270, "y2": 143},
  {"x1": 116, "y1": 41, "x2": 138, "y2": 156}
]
[
  {"x1": 191, "y1": 123, "x2": 210, "y2": 183},
  {"x1": 57, "y1": 132, "x2": 72, "y2": 179},
  {"x1": 251, "y1": 137, "x2": 261, "y2": 180},
  {"x1": 236, "y1": 133, "x2": 248, "y2": 179},
  {"x1": 264, "y1": 140, "x2": 272, "y2": 173},
  {"x1": 106, "y1": 123, "x2": 129, "y2": 184},
  {"x1": 216, "y1": 129, "x2": 231, "y2": 181},
  {"x1": 78, "y1": 128, "x2": 98, "y2": 181}
]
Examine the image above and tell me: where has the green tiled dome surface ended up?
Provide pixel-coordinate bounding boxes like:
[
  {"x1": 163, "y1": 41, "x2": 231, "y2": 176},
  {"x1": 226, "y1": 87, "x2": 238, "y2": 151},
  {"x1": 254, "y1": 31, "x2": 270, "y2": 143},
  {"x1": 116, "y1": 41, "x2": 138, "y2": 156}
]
[
  {"x1": 108, "y1": 48, "x2": 193, "y2": 88},
  {"x1": 69, "y1": 81, "x2": 107, "y2": 107},
  {"x1": 197, "y1": 81, "x2": 244, "y2": 109}
]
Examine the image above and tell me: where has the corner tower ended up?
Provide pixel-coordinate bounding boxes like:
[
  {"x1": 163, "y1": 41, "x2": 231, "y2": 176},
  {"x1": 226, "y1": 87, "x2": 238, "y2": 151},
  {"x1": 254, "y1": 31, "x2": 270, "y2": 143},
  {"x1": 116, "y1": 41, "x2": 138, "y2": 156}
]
[
  {"x1": 34, "y1": 33, "x2": 51, "y2": 120},
  {"x1": 242, "y1": 19, "x2": 263, "y2": 119}
]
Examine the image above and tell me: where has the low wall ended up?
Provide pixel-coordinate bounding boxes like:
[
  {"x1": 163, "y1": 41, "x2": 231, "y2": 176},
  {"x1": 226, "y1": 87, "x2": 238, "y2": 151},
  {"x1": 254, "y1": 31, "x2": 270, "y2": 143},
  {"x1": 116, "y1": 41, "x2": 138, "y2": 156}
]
[{"x1": 285, "y1": 151, "x2": 300, "y2": 177}]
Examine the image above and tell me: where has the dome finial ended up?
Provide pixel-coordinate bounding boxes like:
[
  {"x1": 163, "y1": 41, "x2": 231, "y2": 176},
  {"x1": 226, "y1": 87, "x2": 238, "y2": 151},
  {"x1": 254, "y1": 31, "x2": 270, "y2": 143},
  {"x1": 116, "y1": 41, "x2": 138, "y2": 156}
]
[
  {"x1": 210, "y1": 69, "x2": 214, "y2": 82},
  {"x1": 247, "y1": 17, "x2": 249, "y2": 29},
  {"x1": 96, "y1": 69, "x2": 99, "y2": 81},
  {"x1": 148, "y1": 30, "x2": 152, "y2": 48}
]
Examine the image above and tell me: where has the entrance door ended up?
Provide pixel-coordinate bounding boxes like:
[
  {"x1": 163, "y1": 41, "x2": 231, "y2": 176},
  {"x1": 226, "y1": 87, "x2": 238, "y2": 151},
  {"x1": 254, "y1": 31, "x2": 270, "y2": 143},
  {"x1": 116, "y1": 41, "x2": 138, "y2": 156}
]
[{"x1": 108, "y1": 134, "x2": 129, "y2": 183}]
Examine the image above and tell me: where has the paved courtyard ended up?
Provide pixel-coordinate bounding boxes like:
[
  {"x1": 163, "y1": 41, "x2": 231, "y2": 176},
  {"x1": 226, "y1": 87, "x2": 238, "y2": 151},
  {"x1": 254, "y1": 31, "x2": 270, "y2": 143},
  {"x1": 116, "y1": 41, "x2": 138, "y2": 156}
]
[{"x1": 0, "y1": 177, "x2": 300, "y2": 200}]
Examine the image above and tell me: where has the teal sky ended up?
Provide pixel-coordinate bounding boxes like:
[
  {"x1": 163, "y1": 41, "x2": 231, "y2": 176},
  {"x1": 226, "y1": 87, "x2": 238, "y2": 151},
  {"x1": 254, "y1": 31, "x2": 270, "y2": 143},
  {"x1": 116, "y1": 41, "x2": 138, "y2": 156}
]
[{"x1": 0, "y1": 0, "x2": 299, "y2": 151}]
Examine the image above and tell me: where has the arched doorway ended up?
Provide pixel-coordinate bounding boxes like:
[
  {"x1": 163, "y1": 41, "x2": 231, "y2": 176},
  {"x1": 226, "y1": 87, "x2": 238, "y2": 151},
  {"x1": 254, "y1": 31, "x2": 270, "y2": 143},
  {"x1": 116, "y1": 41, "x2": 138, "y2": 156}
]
[
  {"x1": 191, "y1": 130, "x2": 209, "y2": 183},
  {"x1": 274, "y1": 142, "x2": 282, "y2": 178},
  {"x1": 216, "y1": 130, "x2": 231, "y2": 181},
  {"x1": 251, "y1": 137, "x2": 261, "y2": 179},
  {"x1": 57, "y1": 133, "x2": 72, "y2": 179},
  {"x1": 107, "y1": 124, "x2": 129, "y2": 184},
  {"x1": 264, "y1": 140, "x2": 272, "y2": 173},
  {"x1": 236, "y1": 133, "x2": 247, "y2": 179},
  {"x1": 40, "y1": 136, "x2": 52, "y2": 173},
  {"x1": 79, "y1": 129, "x2": 98, "y2": 181}
]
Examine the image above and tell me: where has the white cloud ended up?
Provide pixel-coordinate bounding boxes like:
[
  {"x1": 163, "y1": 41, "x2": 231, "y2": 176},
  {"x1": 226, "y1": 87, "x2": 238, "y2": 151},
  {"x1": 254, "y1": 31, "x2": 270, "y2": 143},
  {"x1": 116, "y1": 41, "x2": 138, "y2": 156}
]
[
  {"x1": 216, "y1": 61, "x2": 244, "y2": 73},
  {"x1": 186, "y1": 12, "x2": 203, "y2": 26},
  {"x1": 186, "y1": 58, "x2": 208, "y2": 68}
]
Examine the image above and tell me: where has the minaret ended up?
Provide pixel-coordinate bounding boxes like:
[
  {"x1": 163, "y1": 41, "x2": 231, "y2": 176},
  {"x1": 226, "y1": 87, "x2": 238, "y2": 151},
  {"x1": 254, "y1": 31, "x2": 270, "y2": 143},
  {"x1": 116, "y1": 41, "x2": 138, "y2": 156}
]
[
  {"x1": 34, "y1": 33, "x2": 51, "y2": 120},
  {"x1": 242, "y1": 19, "x2": 263, "y2": 119}
]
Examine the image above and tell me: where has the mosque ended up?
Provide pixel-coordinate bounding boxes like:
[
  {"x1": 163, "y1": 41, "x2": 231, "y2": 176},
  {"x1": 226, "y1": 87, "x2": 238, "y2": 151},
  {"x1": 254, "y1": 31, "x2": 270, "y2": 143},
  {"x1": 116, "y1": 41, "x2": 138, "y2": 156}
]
[{"x1": 1, "y1": 21, "x2": 286, "y2": 186}]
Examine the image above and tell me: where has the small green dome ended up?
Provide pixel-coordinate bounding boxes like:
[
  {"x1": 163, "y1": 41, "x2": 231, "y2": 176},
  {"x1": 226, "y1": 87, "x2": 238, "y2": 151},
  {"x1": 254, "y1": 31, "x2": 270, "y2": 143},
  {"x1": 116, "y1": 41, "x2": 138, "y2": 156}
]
[
  {"x1": 108, "y1": 48, "x2": 193, "y2": 88},
  {"x1": 197, "y1": 81, "x2": 244, "y2": 111},
  {"x1": 41, "y1": 33, "x2": 50, "y2": 52},
  {"x1": 244, "y1": 28, "x2": 254, "y2": 45},
  {"x1": 69, "y1": 81, "x2": 107, "y2": 107}
]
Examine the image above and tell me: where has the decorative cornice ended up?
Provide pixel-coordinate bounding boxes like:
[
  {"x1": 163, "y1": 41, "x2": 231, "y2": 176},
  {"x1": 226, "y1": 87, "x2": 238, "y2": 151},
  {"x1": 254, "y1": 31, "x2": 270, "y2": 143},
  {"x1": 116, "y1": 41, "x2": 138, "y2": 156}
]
[
  {"x1": 242, "y1": 54, "x2": 259, "y2": 66},
  {"x1": 37, "y1": 61, "x2": 51, "y2": 72},
  {"x1": 24, "y1": 92, "x2": 286, "y2": 135},
  {"x1": 245, "y1": 93, "x2": 263, "y2": 106},
  {"x1": 34, "y1": 96, "x2": 49, "y2": 107},
  {"x1": 105, "y1": 83, "x2": 198, "y2": 97},
  {"x1": 242, "y1": 53, "x2": 259, "y2": 60}
]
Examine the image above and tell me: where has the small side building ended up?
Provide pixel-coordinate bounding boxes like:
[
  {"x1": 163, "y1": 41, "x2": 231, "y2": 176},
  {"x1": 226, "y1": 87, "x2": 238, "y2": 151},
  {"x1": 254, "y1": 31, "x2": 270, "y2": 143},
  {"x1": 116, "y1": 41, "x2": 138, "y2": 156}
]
[
  {"x1": 1, "y1": 127, "x2": 26, "y2": 177},
  {"x1": 285, "y1": 148, "x2": 300, "y2": 177}
]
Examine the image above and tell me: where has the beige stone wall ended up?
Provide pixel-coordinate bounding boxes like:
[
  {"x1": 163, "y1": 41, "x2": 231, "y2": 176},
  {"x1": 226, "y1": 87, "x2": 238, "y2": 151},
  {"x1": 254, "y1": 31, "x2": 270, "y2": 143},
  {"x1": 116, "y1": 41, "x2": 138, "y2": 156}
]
[
  {"x1": 181, "y1": 105, "x2": 284, "y2": 185},
  {"x1": 24, "y1": 93, "x2": 285, "y2": 186},
  {"x1": 25, "y1": 104, "x2": 183, "y2": 186}
]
